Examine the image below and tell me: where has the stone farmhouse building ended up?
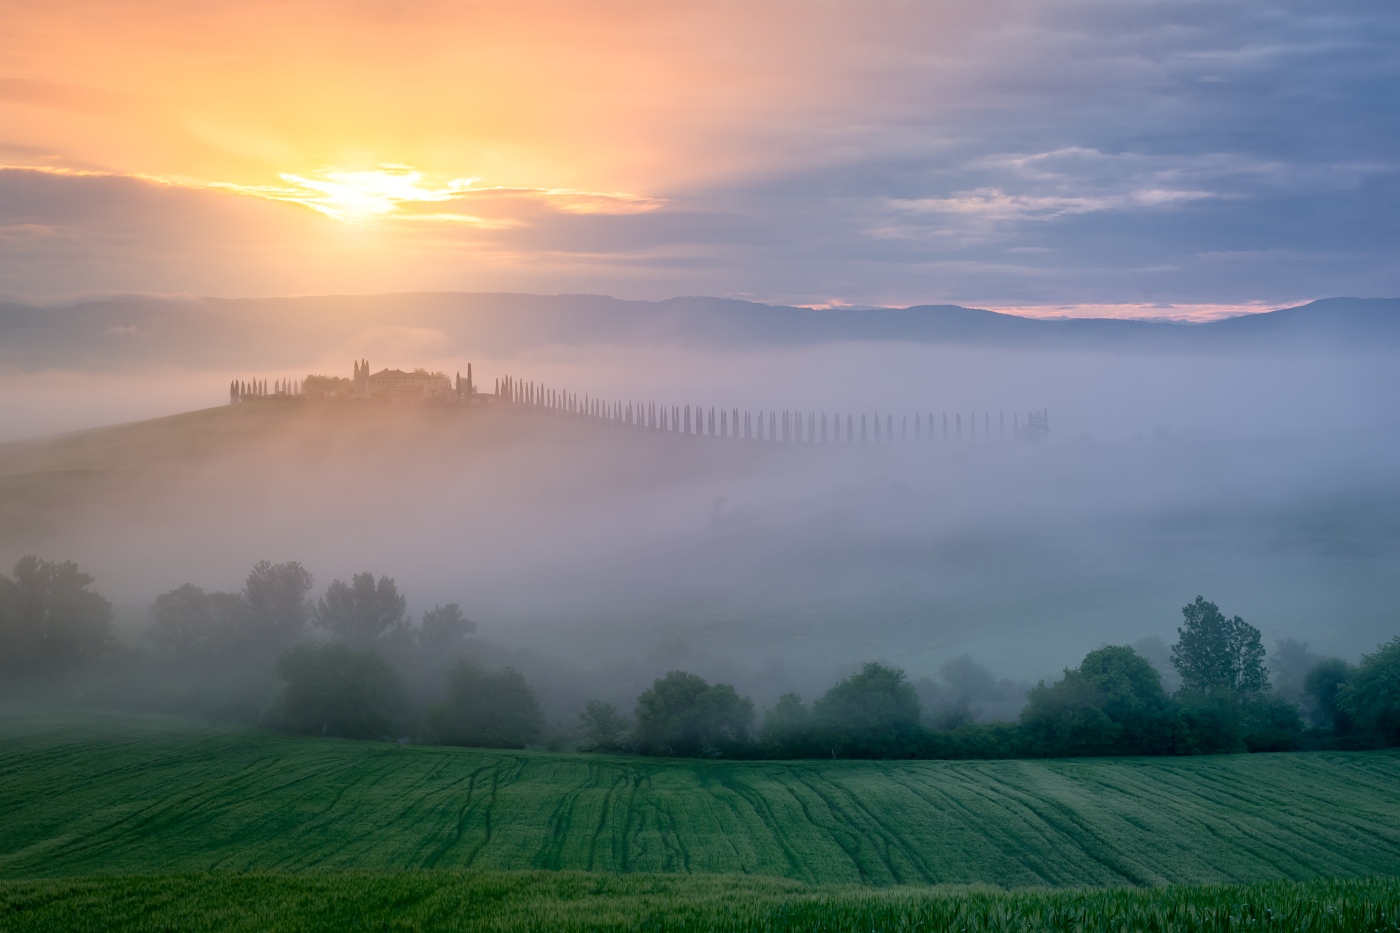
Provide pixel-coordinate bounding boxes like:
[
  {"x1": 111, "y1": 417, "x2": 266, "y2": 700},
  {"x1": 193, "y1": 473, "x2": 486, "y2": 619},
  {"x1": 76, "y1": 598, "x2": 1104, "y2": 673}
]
[{"x1": 352, "y1": 359, "x2": 452, "y2": 400}]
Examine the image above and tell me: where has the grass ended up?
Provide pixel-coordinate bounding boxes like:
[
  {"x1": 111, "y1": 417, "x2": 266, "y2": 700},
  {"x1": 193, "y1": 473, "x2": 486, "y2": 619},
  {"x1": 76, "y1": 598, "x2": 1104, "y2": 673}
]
[
  {"x1": 3, "y1": 708, "x2": 1400, "y2": 888},
  {"x1": 1, "y1": 871, "x2": 1398, "y2": 932}
]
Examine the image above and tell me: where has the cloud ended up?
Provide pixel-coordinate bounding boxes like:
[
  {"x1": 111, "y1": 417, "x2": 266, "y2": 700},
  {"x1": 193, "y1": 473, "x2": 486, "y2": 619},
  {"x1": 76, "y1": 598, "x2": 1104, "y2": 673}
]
[{"x1": 0, "y1": 0, "x2": 1397, "y2": 307}]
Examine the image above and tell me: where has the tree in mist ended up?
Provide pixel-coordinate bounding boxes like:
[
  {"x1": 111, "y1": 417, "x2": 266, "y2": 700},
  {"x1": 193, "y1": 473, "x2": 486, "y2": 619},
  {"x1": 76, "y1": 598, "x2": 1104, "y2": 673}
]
[
  {"x1": 269, "y1": 643, "x2": 404, "y2": 739},
  {"x1": 1304, "y1": 657, "x2": 1355, "y2": 732},
  {"x1": 758, "y1": 692, "x2": 813, "y2": 757},
  {"x1": 1171, "y1": 597, "x2": 1268, "y2": 699},
  {"x1": 811, "y1": 662, "x2": 921, "y2": 758},
  {"x1": 1269, "y1": 637, "x2": 1322, "y2": 706},
  {"x1": 315, "y1": 572, "x2": 407, "y2": 644},
  {"x1": 147, "y1": 584, "x2": 213, "y2": 653},
  {"x1": 145, "y1": 583, "x2": 256, "y2": 658},
  {"x1": 427, "y1": 662, "x2": 544, "y2": 748},
  {"x1": 243, "y1": 561, "x2": 314, "y2": 644},
  {"x1": 577, "y1": 699, "x2": 631, "y2": 752},
  {"x1": 1338, "y1": 637, "x2": 1400, "y2": 746},
  {"x1": 1020, "y1": 647, "x2": 1170, "y2": 757},
  {"x1": 633, "y1": 670, "x2": 754, "y2": 757},
  {"x1": 915, "y1": 655, "x2": 1029, "y2": 729},
  {"x1": 417, "y1": 603, "x2": 476, "y2": 656},
  {"x1": 0, "y1": 556, "x2": 112, "y2": 673}
]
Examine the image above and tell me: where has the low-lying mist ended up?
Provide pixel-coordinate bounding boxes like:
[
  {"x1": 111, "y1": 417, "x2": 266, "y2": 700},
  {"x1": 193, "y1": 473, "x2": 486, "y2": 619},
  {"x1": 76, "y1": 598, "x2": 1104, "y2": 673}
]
[{"x1": 2, "y1": 335, "x2": 1398, "y2": 724}]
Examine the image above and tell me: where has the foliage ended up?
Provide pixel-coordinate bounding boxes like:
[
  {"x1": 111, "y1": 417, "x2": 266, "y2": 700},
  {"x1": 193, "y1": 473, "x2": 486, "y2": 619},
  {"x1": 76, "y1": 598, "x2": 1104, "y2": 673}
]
[
  {"x1": 0, "y1": 556, "x2": 112, "y2": 674},
  {"x1": 1016, "y1": 645, "x2": 1174, "y2": 757},
  {"x1": 811, "y1": 662, "x2": 922, "y2": 758},
  {"x1": 633, "y1": 670, "x2": 754, "y2": 756},
  {"x1": 427, "y1": 662, "x2": 544, "y2": 749},
  {"x1": 1241, "y1": 696, "x2": 1304, "y2": 753},
  {"x1": 146, "y1": 583, "x2": 212, "y2": 653},
  {"x1": 417, "y1": 603, "x2": 476, "y2": 656},
  {"x1": 577, "y1": 699, "x2": 631, "y2": 752},
  {"x1": 242, "y1": 561, "x2": 314, "y2": 645},
  {"x1": 3, "y1": 873, "x2": 1398, "y2": 933},
  {"x1": 1268, "y1": 637, "x2": 1321, "y2": 704},
  {"x1": 314, "y1": 572, "x2": 407, "y2": 644},
  {"x1": 1305, "y1": 657, "x2": 1355, "y2": 732},
  {"x1": 269, "y1": 643, "x2": 404, "y2": 739},
  {"x1": 301, "y1": 374, "x2": 353, "y2": 398},
  {"x1": 1021, "y1": 670, "x2": 1120, "y2": 757},
  {"x1": 6, "y1": 710, "x2": 1400, "y2": 886},
  {"x1": 1339, "y1": 636, "x2": 1400, "y2": 746},
  {"x1": 1171, "y1": 596, "x2": 1268, "y2": 698},
  {"x1": 759, "y1": 692, "x2": 814, "y2": 757}
]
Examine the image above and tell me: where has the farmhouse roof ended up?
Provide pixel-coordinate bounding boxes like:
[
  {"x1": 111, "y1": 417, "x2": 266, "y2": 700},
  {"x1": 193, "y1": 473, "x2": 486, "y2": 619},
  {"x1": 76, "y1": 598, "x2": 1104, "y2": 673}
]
[{"x1": 369, "y1": 368, "x2": 441, "y2": 379}]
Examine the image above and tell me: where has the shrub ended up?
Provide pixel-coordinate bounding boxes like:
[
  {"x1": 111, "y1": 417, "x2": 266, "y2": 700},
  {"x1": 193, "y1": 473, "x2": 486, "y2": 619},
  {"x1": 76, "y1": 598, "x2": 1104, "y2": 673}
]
[
  {"x1": 759, "y1": 693, "x2": 814, "y2": 758},
  {"x1": 427, "y1": 662, "x2": 544, "y2": 748},
  {"x1": 577, "y1": 700, "x2": 631, "y2": 753},
  {"x1": 811, "y1": 662, "x2": 922, "y2": 758},
  {"x1": 270, "y1": 643, "x2": 404, "y2": 739},
  {"x1": 1304, "y1": 657, "x2": 1355, "y2": 732},
  {"x1": 633, "y1": 671, "x2": 754, "y2": 756},
  {"x1": 1338, "y1": 636, "x2": 1400, "y2": 746}
]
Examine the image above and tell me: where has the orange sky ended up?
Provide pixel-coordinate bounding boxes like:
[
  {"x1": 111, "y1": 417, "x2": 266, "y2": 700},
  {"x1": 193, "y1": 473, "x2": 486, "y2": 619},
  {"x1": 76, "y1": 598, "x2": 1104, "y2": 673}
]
[
  {"x1": 2, "y1": 1, "x2": 977, "y2": 193},
  {"x1": 0, "y1": 0, "x2": 1387, "y2": 313}
]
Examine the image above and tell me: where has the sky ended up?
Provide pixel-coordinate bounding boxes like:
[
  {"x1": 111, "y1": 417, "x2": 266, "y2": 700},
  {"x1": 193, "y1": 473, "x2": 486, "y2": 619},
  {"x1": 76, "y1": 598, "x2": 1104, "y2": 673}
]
[{"x1": 1, "y1": 0, "x2": 1397, "y2": 317}]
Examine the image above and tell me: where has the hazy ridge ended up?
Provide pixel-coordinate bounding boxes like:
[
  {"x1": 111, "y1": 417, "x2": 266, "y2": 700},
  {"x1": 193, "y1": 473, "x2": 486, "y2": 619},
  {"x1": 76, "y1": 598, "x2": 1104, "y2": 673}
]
[{"x1": 2, "y1": 294, "x2": 1398, "y2": 371}]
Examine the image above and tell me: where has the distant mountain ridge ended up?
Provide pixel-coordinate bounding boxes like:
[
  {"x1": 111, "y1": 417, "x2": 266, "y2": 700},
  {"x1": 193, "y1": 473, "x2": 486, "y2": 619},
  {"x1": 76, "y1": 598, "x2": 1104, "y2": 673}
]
[{"x1": 0, "y1": 293, "x2": 1396, "y2": 370}]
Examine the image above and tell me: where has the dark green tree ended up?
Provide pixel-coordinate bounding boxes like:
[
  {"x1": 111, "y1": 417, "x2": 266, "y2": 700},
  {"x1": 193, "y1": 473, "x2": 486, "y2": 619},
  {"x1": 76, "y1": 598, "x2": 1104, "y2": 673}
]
[
  {"x1": 577, "y1": 699, "x2": 630, "y2": 752},
  {"x1": 243, "y1": 561, "x2": 314, "y2": 644},
  {"x1": 417, "y1": 603, "x2": 476, "y2": 656},
  {"x1": 270, "y1": 643, "x2": 404, "y2": 739},
  {"x1": 1021, "y1": 646, "x2": 1170, "y2": 757},
  {"x1": 146, "y1": 583, "x2": 213, "y2": 653},
  {"x1": 314, "y1": 572, "x2": 407, "y2": 644},
  {"x1": 1171, "y1": 597, "x2": 1268, "y2": 698},
  {"x1": 633, "y1": 670, "x2": 754, "y2": 756},
  {"x1": 758, "y1": 692, "x2": 813, "y2": 757},
  {"x1": 1304, "y1": 657, "x2": 1355, "y2": 732},
  {"x1": 427, "y1": 662, "x2": 544, "y2": 748},
  {"x1": 1338, "y1": 637, "x2": 1400, "y2": 746},
  {"x1": 811, "y1": 662, "x2": 922, "y2": 758},
  {"x1": 1020, "y1": 671, "x2": 1118, "y2": 757},
  {"x1": 0, "y1": 556, "x2": 112, "y2": 673}
]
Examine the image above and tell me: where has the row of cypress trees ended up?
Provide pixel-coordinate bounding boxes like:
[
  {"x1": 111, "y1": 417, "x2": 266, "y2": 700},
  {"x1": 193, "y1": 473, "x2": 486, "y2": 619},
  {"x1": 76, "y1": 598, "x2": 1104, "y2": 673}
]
[{"x1": 494, "y1": 374, "x2": 1049, "y2": 443}]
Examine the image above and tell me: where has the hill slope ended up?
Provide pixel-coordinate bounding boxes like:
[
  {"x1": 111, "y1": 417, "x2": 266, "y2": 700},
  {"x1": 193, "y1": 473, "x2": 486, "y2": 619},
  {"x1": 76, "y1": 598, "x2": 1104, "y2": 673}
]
[{"x1": 2, "y1": 710, "x2": 1398, "y2": 887}]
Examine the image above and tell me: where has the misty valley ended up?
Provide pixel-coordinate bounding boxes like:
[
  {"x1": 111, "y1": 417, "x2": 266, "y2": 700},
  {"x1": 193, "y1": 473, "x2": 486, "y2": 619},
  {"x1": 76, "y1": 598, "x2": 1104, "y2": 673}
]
[{"x1": 3, "y1": 298, "x2": 1400, "y2": 930}]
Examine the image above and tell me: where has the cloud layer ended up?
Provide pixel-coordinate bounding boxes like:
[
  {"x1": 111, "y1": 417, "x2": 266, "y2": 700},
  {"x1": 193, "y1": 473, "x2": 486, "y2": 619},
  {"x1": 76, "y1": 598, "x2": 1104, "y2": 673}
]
[{"x1": 1, "y1": 1, "x2": 1396, "y2": 309}]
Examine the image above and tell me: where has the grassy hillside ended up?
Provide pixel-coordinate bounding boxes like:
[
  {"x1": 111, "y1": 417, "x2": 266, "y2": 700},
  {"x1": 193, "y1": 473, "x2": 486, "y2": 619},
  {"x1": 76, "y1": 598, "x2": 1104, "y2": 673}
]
[
  {"x1": 3, "y1": 872, "x2": 1397, "y2": 932},
  {"x1": 2, "y1": 709, "x2": 1399, "y2": 887}
]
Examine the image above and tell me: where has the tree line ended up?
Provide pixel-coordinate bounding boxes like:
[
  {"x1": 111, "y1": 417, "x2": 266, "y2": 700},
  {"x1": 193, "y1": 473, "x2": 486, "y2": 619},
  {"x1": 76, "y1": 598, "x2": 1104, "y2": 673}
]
[{"x1": 2, "y1": 555, "x2": 1398, "y2": 758}]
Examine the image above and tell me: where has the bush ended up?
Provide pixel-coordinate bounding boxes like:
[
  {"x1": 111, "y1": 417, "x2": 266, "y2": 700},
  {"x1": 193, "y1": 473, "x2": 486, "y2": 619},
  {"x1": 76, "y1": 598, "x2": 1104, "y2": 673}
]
[
  {"x1": 1242, "y1": 696, "x2": 1304, "y2": 752},
  {"x1": 1172, "y1": 691, "x2": 1244, "y2": 755},
  {"x1": 1338, "y1": 636, "x2": 1400, "y2": 746},
  {"x1": 270, "y1": 643, "x2": 404, "y2": 739},
  {"x1": 427, "y1": 662, "x2": 544, "y2": 748},
  {"x1": 811, "y1": 662, "x2": 922, "y2": 758},
  {"x1": 1020, "y1": 647, "x2": 1171, "y2": 757},
  {"x1": 633, "y1": 671, "x2": 754, "y2": 757},
  {"x1": 577, "y1": 700, "x2": 631, "y2": 753},
  {"x1": 759, "y1": 692, "x2": 815, "y2": 758},
  {"x1": 0, "y1": 556, "x2": 112, "y2": 675}
]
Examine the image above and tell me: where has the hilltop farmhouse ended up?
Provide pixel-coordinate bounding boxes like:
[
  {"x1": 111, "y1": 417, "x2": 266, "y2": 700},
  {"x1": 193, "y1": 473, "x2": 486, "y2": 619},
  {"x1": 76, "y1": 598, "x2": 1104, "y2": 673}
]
[
  {"x1": 352, "y1": 360, "x2": 451, "y2": 400},
  {"x1": 230, "y1": 360, "x2": 470, "y2": 403}
]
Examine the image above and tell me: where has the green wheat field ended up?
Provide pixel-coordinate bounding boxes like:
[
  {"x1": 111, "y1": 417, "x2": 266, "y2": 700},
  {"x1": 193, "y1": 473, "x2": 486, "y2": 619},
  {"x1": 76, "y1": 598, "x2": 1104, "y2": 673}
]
[{"x1": 2, "y1": 708, "x2": 1399, "y2": 930}]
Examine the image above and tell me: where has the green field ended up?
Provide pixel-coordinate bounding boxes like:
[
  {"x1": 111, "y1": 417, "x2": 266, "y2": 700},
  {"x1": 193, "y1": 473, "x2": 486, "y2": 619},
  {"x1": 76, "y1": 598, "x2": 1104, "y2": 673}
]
[
  {"x1": 3, "y1": 708, "x2": 1399, "y2": 889},
  {"x1": 3, "y1": 872, "x2": 1398, "y2": 932}
]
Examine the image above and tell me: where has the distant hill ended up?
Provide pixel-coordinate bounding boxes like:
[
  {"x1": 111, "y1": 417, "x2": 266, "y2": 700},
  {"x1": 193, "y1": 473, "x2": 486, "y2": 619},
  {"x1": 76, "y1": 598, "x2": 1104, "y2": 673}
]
[{"x1": 0, "y1": 293, "x2": 1397, "y2": 370}]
